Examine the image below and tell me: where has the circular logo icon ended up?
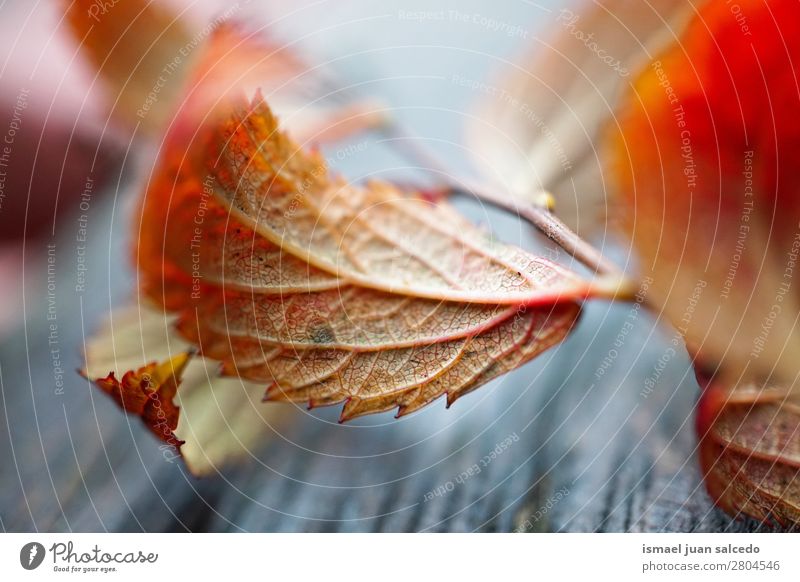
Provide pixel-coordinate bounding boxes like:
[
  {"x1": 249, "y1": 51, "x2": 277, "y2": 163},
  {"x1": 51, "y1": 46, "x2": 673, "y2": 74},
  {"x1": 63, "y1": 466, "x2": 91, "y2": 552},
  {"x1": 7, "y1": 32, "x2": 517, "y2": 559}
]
[{"x1": 20, "y1": 542, "x2": 45, "y2": 570}]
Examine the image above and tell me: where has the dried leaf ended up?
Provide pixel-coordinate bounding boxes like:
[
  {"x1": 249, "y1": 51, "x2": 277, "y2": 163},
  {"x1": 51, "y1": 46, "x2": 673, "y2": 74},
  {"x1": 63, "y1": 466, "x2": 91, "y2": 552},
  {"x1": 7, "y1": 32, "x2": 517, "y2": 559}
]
[
  {"x1": 84, "y1": 305, "x2": 292, "y2": 476},
  {"x1": 129, "y1": 93, "x2": 585, "y2": 424},
  {"x1": 90, "y1": 352, "x2": 189, "y2": 451},
  {"x1": 697, "y1": 380, "x2": 800, "y2": 527},
  {"x1": 206, "y1": 96, "x2": 592, "y2": 304},
  {"x1": 78, "y1": 4, "x2": 591, "y2": 469}
]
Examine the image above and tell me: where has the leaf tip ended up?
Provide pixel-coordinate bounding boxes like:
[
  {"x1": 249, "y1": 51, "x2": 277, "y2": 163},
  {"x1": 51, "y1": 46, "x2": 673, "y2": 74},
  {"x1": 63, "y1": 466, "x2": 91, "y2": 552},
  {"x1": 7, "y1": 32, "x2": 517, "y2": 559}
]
[{"x1": 88, "y1": 352, "x2": 193, "y2": 452}]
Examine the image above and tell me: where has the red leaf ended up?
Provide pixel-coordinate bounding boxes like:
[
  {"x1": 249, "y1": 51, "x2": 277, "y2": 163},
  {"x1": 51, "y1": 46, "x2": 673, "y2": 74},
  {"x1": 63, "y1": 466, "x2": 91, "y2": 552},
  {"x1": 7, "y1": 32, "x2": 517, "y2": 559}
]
[
  {"x1": 697, "y1": 378, "x2": 800, "y2": 527},
  {"x1": 89, "y1": 353, "x2": 191, "y2": 452}
]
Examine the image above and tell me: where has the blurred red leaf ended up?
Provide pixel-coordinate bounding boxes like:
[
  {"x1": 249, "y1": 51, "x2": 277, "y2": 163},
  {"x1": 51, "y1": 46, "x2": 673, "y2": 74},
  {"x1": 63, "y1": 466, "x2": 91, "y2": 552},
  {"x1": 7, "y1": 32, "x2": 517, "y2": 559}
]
[{"x1": 612, "y1": 0, "x2": 800, "y2": 524}]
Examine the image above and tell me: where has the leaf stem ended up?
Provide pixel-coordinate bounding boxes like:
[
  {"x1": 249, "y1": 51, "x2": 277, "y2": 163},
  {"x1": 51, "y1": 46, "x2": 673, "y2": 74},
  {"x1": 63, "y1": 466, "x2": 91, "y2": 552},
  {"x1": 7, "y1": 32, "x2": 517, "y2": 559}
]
[
  {"x1": 448, "y1": 183, "x2": 638, "y2": 302},
  {"x1": 377, "y1": 121, "x2": 639, "y2": 301}
]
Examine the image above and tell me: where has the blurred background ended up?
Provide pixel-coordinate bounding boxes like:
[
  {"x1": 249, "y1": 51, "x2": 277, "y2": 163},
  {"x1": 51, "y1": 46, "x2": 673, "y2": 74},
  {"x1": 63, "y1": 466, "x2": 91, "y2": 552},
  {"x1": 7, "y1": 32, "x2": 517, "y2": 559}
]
[{"x1": 0, "y1": 0, "x2": 762, "y2": 532}]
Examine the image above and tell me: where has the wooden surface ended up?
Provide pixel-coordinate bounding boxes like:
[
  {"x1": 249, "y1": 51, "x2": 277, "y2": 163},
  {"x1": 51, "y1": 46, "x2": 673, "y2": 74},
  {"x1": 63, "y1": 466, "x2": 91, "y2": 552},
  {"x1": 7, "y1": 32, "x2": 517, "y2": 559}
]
[
  {"x1": 0, "y1": 0, "x2": 788, "y2": 533},
  {"x1": 0, "y1": 185, "x2": 779, "y2": 533}
]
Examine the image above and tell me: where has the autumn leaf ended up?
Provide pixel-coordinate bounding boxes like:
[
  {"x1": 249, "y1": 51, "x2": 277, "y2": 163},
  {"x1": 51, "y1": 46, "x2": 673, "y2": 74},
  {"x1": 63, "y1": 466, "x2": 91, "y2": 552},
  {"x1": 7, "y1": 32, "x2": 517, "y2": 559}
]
[
  {"x1": 89, "y1": 351, "x2": 190, "y2": 451},
  {"x1": 63, "y1": 0, "x2": 402, "y2": 472},
  {"x1": 697, "y1": 379, "x2": 800, "y2": 527},
  {"x1": 131, "y1": 92, "x2": 587, "y2": 425},
  {"x1": 206, "y1": 97, "x2": 594, "y2": 305},
  {"x1": 611, "y1": 0, "x2": 800, "y2": 524},
  {"x1": 84, "y1": 306, "x2": 292, "y2": 476},
  {"x1": 68, "y1": 0, "x2": 599, "y2": 469},
  {"x1": 612, "y1": 0, "x2": 800, "y2": 390},
  {"x1": 84, "y1": 88, "x2": 587, "y2": 470}
]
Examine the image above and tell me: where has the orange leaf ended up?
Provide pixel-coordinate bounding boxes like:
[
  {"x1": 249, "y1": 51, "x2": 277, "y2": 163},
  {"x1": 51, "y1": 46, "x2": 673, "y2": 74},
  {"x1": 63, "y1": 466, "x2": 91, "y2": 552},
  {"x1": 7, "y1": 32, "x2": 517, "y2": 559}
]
[
  {"x1": 89, "y1": 352, "x2": 191, "y2": 452},
  {"x1": 74, "y1": 5, "x2": 590, "y2": 466},
  {"x1": 206, "y1": 96, "x2": 591, "y2": 305},
  {"x1": 83, "y1": 306, "x2": 292, "y2": 476},
  {"x1": 132, "y1": 92, "x2": 586, "y2": 422}
]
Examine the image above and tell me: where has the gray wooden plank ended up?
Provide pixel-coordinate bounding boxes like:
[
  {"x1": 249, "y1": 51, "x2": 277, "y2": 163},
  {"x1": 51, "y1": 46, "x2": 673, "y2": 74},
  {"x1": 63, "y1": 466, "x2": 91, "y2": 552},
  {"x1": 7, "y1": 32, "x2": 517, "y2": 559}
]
[{"x1": 0, "y1": 164, "x2": 785, "y2": 532}]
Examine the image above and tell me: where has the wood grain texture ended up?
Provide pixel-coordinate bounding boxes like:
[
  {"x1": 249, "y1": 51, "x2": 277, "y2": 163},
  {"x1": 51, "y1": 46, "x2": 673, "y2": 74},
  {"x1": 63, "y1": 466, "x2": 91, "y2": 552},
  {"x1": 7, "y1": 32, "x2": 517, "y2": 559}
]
[{"x1": 0, "y1": 183, "x2": 788, "y2": 533}]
